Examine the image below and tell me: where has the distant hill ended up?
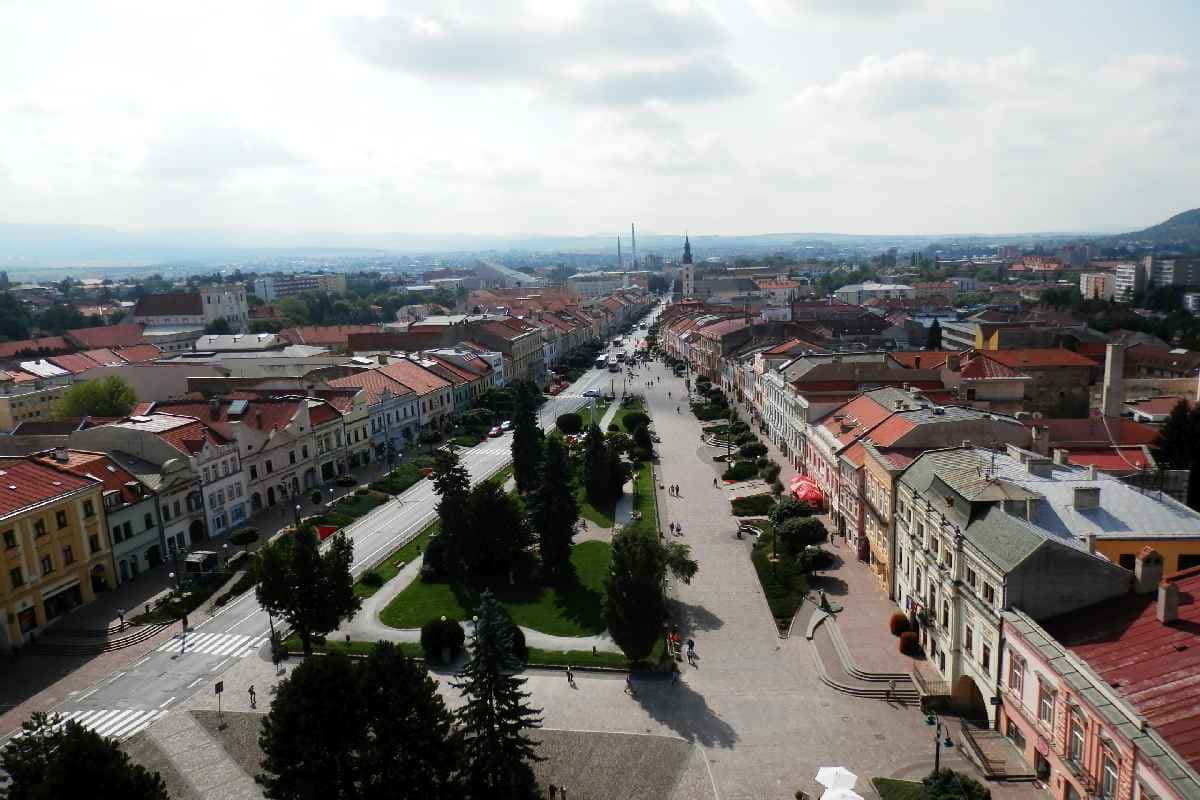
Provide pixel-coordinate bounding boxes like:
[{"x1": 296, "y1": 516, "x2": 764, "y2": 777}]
[{"x1": 1119, "y1": 208, "x2": 1200, "y2": 245}]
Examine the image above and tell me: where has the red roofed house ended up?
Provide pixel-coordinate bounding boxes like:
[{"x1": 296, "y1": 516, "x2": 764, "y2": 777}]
[
  {"x1": 328, "y1": 364, "x2": 419, "y2": 459},
  {"x1": 378, "y1": 357, "x2": 454, "y2": 433},
  {"x1": 1000, "y1": 553, "x2": 1200, "y2": 800},
  {"x1": 64, "y1": 324, "x2": 147, "y2": 351},
  {"x1": 279, "y1": 324, "x2": 383, "y2": 351},
  {"x1": 0, "y1": 454, "x2": 114, "y2": 653},
  {"x1": 953, "y1": 349, "x2": 1098, "y2": 416}
]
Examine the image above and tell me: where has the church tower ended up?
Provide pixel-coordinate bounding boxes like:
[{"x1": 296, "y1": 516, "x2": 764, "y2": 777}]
[
  {"x1": 681, "y1": 234, "x2": 695, "y2": 298},
  {"x1": 682, "y1": 234, "x2": 693, "y2": 264}
]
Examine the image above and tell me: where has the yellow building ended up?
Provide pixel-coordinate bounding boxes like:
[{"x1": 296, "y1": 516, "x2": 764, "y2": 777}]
[
  {"x1": 0, "y1": 379, "x2": 71, "y2": 430},
  {"x1": 1094, "y1": 538, "x2": 1200, "y2": 574},
  {"x1": 0, "y1": 455, "x2": 114, "y2": 653}
]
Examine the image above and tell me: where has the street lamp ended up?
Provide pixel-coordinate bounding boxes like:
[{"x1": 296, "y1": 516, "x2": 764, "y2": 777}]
[
  {"x1": 930, "y1": 712, "x2": 954, "y2": 772},
  {"x1": 294, "y1": 504, "x2": 301, "y2": 526}
]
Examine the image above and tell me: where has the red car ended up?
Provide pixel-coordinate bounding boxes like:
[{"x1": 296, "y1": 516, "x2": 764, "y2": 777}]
[{"x1": 488, "y1": 426, "x2": 504, "y2": 437}]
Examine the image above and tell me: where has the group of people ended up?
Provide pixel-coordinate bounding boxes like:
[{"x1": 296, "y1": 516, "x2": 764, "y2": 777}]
[
  {"x1": 668, "y1": 521, "x2": 684, "y2": 536},
  {"x1": 667, "y1": 483, "x2": 682, "y2": 496}
]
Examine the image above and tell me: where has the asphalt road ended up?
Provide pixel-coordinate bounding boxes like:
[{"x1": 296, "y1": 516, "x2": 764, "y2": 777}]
[{"x1": 2, "y1": 303, "x2": 665, "y2": 749}]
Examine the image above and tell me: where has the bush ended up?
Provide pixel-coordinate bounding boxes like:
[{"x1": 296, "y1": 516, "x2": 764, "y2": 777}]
[
  {"x1": 418, "y1": 430, "x2": 443, "y2": 445},
  {"x1": 755, "y1": 457, "x2": 770, "y2": 469},
  {"x1": 355, "y1": 487, "x2": 369, "y2": 496},
  {"x1": 889, "y1": 612, "x2": 910, "y2": 636},
  {"x1": 776, "y1": 517, "x2": 827, "y2": 557},
  {"x1": 628, "y1": 446, "x2": 653, "y2": 464},
  {"x1": 557, "y1": 413, "x2": 583, "y2": 434},
  {"x1": 761, "y1": 463, "x2": 781, "y2": 483},
  {"x1": 730, "y1": 421, "x2": 750, "y2": 434},
  {"x1": 769, "y1": 496, "x2": 814, "y2": 526},
  {"x1": 310, "y1": 489, "x2": 323, "y2": 504},
  {"x1": 924, "y1": 769, "x2": 991, "y2": 800},
  {"x1": 607, "y1": 422, "x2": 619, "y2": 432},
  {"x1": 229, "y1": 528, "x2": 259, "y2": 549},
  {"x1": 899, "y1": 631, "x2": 920, "y2": 656},
  {"x1": 739, "y1": 443, "x2": 767, "y2": 458},
  {"x1": 420, "y1": 617, "x2": 466, "y2": 662},
  {"x1": 735, "y1": 432, "x2": 758, "y2": 446},
  {"x1": 731, "y1": 493, "x2": 776, "y2": 516},
  {"x1": 361, "y1": 570, "x2": 384, "y2": 588},
  {"x1": 622, "y1": 412, "x2": 650, "y2": 432},
  {"x1": 722, "y1": 460, "x2": 759, "y2": 481},
  {"x1": 795, "y1": 547, "x2": 835, "y2": 573}
]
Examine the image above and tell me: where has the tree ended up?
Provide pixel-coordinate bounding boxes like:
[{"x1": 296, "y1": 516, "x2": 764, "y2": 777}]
[
  {"x1": 1, "y1": 712, "x2": 169, "y2": 800},
  {"x1": 605, "y1": 526, "x2": 697, "y2": 660},
  {"x1": 776, "y1": 517, "x2": 827, "y2": 557},
  {"x1": 37, "y1": 303, "x2": 88, "y2": 335},
  {"x1": 258, "y1": 653, "x2": 367, "y2": 800},
  {"x1": 0, "y1": 293, "x2": 32, "y2": 342},
  {"x1": 453, "y1": 591, "x2": 543, "y2": 799},
  {"x1": 556, "y1": 412, "x2": 582, "y2": 435},
  {"x1": 923, "y1": 769, "x2": 991, "y2": 800},
  {"x1": 431, "y1": 448, "x2": 471, "y2": 575},
  {"x1": 925, "y1": 318, "x2": 943, "y2": 350},
  {"x1": 462, "y1": 479, "x2": 530, "y2": 576},
  {"x1": 582, "y1": 424, "x2": 612, "y2": 505},
  {"x1": 1153, "y1": 400, "x2": 1195, "y2": 468},
  {"x1": 769, "y1": 496, "x2": 813, "y2": 527},
  {"x1": 510, "y1": 381, "x2": 543, "y2": 494},
  {"x1": 204, "y1": 318, "x2": 232, "y2": 335},
  {"x1": 230, "y1": 527, "x2": 259, "y2": 552},
  {"x1": 529, "y1": 437, "x2": 579, "y2": 580},
  {"x1": 255, "y1": 528, "x2": 361, "y2": 655},
  {"x1": 359, "y1": 642, "x2": 464, "y2": 800},
  {"x1": 51, "y1": 375, "x2": 137, "y2": 419}
]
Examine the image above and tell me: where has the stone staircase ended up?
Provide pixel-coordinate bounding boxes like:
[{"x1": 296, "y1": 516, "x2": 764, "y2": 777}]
[
  {"x1": 806, "y1": 613, "x2": 920, "y2": 704},
  {"x1": 957, "y1": 721, "x2": 1038, "y2": 782},
  {"x1": 26, "y1": 622, "x2": 171, "y2": 657}
]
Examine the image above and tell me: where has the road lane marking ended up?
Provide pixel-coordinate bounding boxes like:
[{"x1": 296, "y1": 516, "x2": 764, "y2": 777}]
[{"x1": 158, "y1": 697, "x2": 175, "y2": 709}]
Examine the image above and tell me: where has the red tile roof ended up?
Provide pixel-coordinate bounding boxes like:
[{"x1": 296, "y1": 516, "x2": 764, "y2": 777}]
[
  {"x1": 280, "y1": 325, "x2": 380, "y2": 347},
  {"x1": 143, "y1": 401, "x2": 299, "y2": 438},
  {"x1": 1022, "y1": 417, "x2": 1159, "y2": 447},
  {"x1": 115, "y1": 344, "x2": 162, "y2": 363},
  {"x1": 1125, "y1": 396, "x2": 1188, "y2": 416},
  {"x1": 889, "y1": 351, "x2": 961, "y2": 369},
  {"x1": 327, "y1": 370, "x2": 414, "y2": 406},
  {"x1": 380, "y1": 360, "x2": 451, "y2": 396},
  {"x1": 982, "y1": 348, "x2": 1098, "y2": 369},
  {"x1": 133, "y1": 292, "x2": 202, "y2": 317},
  {"x1": 1042, "y1": 567, "x2": 1200, "y2": 773},
  {"x1": 0, "y1": 337, "x2": 71, "y2": 359},
  {"x1": 959, "y1": 355, "x2": 1030, "y2": 380},
  {"x1": 309, "y1": 403, "x2": 341, "y2": 426},
  {"x1": 0, "y1": 456, "x2": 97, "y2": 517},
  {"x1": 48, "y1": 353, "x2": 103, "y2": 375},
  {"x1": 31, "y1": 450, "x2": 143, "y2": 504},
  {"x1": 66, "y1": 324, "x2": 146, "y2": 349},
  {"x1": 1064, "y1": 447, "x2": 1153, "y2": 472},
  {"x1": 80, "y1": 348, "x2": 124, "y2": 365}
]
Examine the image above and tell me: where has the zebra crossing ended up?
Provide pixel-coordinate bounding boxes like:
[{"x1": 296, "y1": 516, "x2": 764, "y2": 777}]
[
  {"x1": 14, "y1": 708, "x2": 167, "y2": 741},
  {"x1": 156, "y1": 631, "x2": 267, "y2": 658}
]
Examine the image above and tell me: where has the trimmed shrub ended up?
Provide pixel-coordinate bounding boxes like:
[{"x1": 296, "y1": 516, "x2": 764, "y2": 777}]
[
  {"x1": 607, "y1": 422, "x2": 620, "y2": 432},
  {"x1": 761, "y1": 463, "x2": 781, "y2": 483},
  {"x1": 769, "y1": 496, "x2": 814, "y2": 526},
  {"x1": 628, "y1": 446, "x2": 653, "y2": 464},
  {"x1": 556, "y1": 413, "x2": 583, "y2": 434},
  {"x1": 739, "y1": 443, "x2": 767, "y2": 458},
  {"x1": 722, "y1": 460, "x2": 759, "y2": 481},
  {"x1": 418, "y1": 430, "x2": 443, "y2": 445},
  {"x1": 310, "y1": 489, "x2": 323, "y2": 504},
  {"x1": 924, "y1": 769, "x2": 991, "y2": 800},
  {"x1": 795, "y1": 547, "x2": 835, "y2": 573},
  {"x1": 898, "y1": 631, "x2": 920, "y2": 656},
  {"x1": 776, "y1": 517, "x2": 827, "y2": 557},
  {"x1": 755, "y1": 457, "x2": 770, "y2": 469},
  {"x1": 731, "y1": 493, "x2": 776, "y2": 516},
  {"x1": 730, "y1": 421, "x2": 750, "y2": 434},
  {"x1": 622, "y1": 412, "x2": 650, "y2": 432},
  {"x1": 889, "y1": 612, "x2": 910, "y2": 636},
  {"x1": 361, "y1": 570, "x2": 384, "y2": 588},
  {"x1": 420, "y1": 617, "x2": 466, "y2": 662},
  {"x1": 735, "y1": 432, "x2": 758, "y2": 445},
  {"x1": 229, "y1": 528, "x2": 259, "y2": 549}
]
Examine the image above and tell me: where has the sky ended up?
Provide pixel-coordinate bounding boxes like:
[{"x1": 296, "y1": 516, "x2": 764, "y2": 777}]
[{"x1": 0, "y1": 0, "x2": 1197, "y2": 239}]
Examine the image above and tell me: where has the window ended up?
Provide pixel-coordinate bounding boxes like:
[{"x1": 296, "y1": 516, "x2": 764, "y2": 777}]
[
  {"x1": 62, "y1": 545, "x2": 74, "y2": 565},
  {"x1": 942, "y1": 600, "x2": 949, "y2": 626},
  {"x1": 966, "y1": 567, "x2": 977, "y2": 587},
  {"x1": 40, "y1": 554, "x2": 53, "y2": 575},
  {"x1": 1101, "y1": 757, "x2": 1118, "y2": 799},
  {"x1": 289, "y1": 450, "x2": 296, "y2": 465},
  {"x1": 1180, "y1": 554, "x2": 1200, "y2": 571},
  {"x1": 250, "y1": 464, "x2": 258, "y2": 480},
  {"x1": 112, "y1": 525, "x2": 123, "y2": 543},
  {"x1": 1006, "y1": 720, "x2": 1026, "y2": 750},
  {"x1": 56, "y1": 510, "x2": 68, "y2": 529},
  {"x1": 1069, "y1": 720, "x2": 1084, "y2": 764},
  {"x1": 983, "y1": 582, "x2": 996, "y2": 604},
  {"x1": 981, "y1": 644, "x2": 991, "y2": 675},
  {"x1": 2, "y1": 529, "x2": 15, "y2": 549},
  {"x1": 931, "y1": 538, "x2": 940, "y2": 557},
  {"x1": 83, "y1": 500, "x2": 94, "y2": 518},
  {"x1": 122, "y1": 521, "x2": 131, "y2": 538},
  {"x1": 145, "y1": 513, "x2": 153, "y2": 530},
  {"x1": 89, "y1": 534, "x2": 100, "y2": 554},
  {"x1": 964, "y1": 626, "x2": 974, "y2": 655},
  {"x1": 203, "y1": 467, "x2": 211, "y2": 483},
  {"x1": 944, "y1": 551, "x2": 953, "y2": 569},
  {"x1": 208, "y1": 493, "x2": 216, "y2": 508},
  {"x1": 1038, "y1": 683, "x2": 1056, "y2": 725},
  {"x1": 222, "y1": 461, "x2": 230, "y2": 476},
  {"x1": 1118, "y1": 553, "x2": 1136, "y2": 570},
  {"x1": 266, "y1": 459, "x2": 273, "y2": 474},
  {"x1": 9, "y1": 567, "x2": 23, "y2": 589},
  {"x1": 34, "y1": 519, "x2": 46, "y2": 536},
  {"x1": 161, "y1": 504, "x2": 171, "y2": 521},
  {"x1": 173, "y1": 500, "x2": 180, "y2": 517},
  {"x1": 302, "y1": 445, "x2": 309, "y2": 459},
  {"x1": 1009, "y1": 655, "x2": 1024, "y2": 693}
]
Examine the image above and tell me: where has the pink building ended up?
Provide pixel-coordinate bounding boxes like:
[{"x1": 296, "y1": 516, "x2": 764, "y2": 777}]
[{"x1": 998, "y1": 551, "x2": 1200, "y2": 800}]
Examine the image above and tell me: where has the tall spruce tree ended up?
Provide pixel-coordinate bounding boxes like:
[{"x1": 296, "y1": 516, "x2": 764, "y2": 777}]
[
  {"x1": 1153, "y1": 399, "x2": 1195, "y2": 468},
  {"x1": 582, "y1": 423, "x2": 611, "y2": 505},
  {"x1": 431, "y1": 448, "x2": 472, "y2": 574},
  {"x1": 1, "y1": 713, "x2": 169, "y2": 800},
  {"x1": 925, "y1": 318, "x2": 943, "y2": 350},
  {"x1": 462, "y1": 479, "x2": 530, "y2": 576},
  {"x1": 529, "y1": 436, "x2": 579, "y2": 580},
  {"x1": 511, "y1": 381, "x2": 544, "y2": 494},
  {"x1": 453, "y1": 591, "x2": 544, "y2": 799},
  {"x1": 255, "y1": 528, "x2": 360, "y2": 655}
]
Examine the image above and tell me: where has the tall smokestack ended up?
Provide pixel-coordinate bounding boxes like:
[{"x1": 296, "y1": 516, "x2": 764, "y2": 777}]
[
  {"x1": 1102, "y1": 343, "x2": 1125, "y2": 418},
  {"x1": 631, "y1": 223, "x2": 637, "y2": 269},
  {"x1": 617, "y1": 236, "x2": 622, "y2": 269}
]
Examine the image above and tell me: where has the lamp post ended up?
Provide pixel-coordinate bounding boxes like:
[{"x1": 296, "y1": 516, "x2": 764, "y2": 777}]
[{"x1": 294, "y1": 504, "x2": 301, "y2": 527}]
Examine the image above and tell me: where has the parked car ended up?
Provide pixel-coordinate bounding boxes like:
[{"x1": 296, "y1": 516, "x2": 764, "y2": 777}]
[
  {"x1": 583, "y1": 389, "x2": 601, "y2": 397},
  {"x1": 488, "y1": 426, "x2": 504, "y2": 437},
  {"x1": 501, "y1": 420, "x2": 514, "y2": 431}
]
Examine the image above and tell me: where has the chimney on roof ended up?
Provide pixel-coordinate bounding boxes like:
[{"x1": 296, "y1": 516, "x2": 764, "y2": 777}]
[
  {"x1": 914, "y1": 355, "x2": 921, "y2": 369},
  {"x1": 1073, "y1": 486, "x2": 1101, "y2": 510},
  {"x1": 53, "y1": 447, "x2": 69, "y2": 463},
  {"x1": 1086, "y1": 465, "x2": 1098, "y2": 480},
  {"x1": 1101, "y1": 343, "x2": 1126, "y2": 419},
  {"x1": 1157, "y1": 580, "x2": 1179, "y2": 624},
  {"x1": 1052, "y1": 448, "x2": 1070, "y2": 465},
  {"x1": 378, "y1": 353, "x2": 388, "y2": 366},
  {"x1": 946, "y1": 353, "x2": 961, "y2": 371},
  {"x1": 1134, "y1": 548, "x2": 1163, "y2": 594}
]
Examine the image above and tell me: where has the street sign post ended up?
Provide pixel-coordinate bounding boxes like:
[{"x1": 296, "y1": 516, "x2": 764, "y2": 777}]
[{"x1": 215, "y1": 681, "x2": 224, "y2": 721}]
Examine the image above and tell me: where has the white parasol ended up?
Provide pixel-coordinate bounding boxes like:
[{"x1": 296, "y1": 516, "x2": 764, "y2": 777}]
[{"x1": 815, "y1": 767, "x2": 859, "y2": 791}]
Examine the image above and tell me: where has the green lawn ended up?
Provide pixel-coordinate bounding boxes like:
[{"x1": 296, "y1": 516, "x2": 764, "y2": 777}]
[
  {"x1": 610, "y1": 398, "x2": 645, "y2": 432},
  {"x1": 380, "y1": 540, "x2": 611, "y2": 636},
  {"x1": 576, "y1": 485, "x2": 616, "y2": 528},
  {"x1": 872, "y1": 778, "x2": 925, "y2": 800},
  {"x1": 330, "y1": 491, "x2": 389, "y2": 519},
  {"x1": 370, "y1": 464, "x2": 426, "y2": 495},
  {"x1": 576, "y1": 401, "x2": 609, "y2": 429},
  {"x1": 354, "y1": 519, "x2": 439, "y2": 598},
  {"x1": 283, "y1": 635, "x2": 424, "y2": 659},
  {"x1": 626, "y1": 462, "x2": 659, "y2": 537},
  {"x1": 748, "y1": 522, "x2": 810, "y2": 622}
]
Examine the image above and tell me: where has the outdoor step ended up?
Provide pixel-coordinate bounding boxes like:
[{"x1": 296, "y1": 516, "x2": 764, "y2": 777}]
[
  {"x1": 808, "y1": 633, "x2": 921, "y2": 703},
  {"x1": 26, "y1": 623, "x2": 170, "y2": 656},
  {"x1": 824, "y1": 621, "x2": 913, "y2": 682}
]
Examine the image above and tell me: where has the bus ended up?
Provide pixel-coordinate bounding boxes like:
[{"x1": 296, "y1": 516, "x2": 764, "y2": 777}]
[
  {"x1": 594, "y1": 355, "x2": 608, "y2": 370},
  {"x1": 607, "y1": 356, "x2": 620, "y2": 372}
]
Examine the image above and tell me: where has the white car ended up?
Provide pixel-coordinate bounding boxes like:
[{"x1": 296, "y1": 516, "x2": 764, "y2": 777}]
[
  {"x1": 501, "y1": 420, "x2": 514, "y2": 431},
  {"x1": 582, "y1": 389, "x2": 601, "y2": 398}
]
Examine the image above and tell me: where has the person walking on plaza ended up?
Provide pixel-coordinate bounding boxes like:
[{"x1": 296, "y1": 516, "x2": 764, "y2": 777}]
[
  {"x1": 566, "y1": 665, "x2": 576, "y2": 688},
  {"x1": 686, "y1": 639, "x2": 696, "y2": 665},
  {"x1": 549, "y1": 785, "x2": 557, "y2": 800},
  {"x1": 887, "y1": 678, "x2": 896, "y2": 703},
  {"x1": 625, "y1": 675, "x2": 636, "y2": 696},
  {"x1": 248, "y1": 685, "x2": 257, "y2": 709},
  {"x1": 713, "y1": 477, "x2": 718, "y2": 488}
]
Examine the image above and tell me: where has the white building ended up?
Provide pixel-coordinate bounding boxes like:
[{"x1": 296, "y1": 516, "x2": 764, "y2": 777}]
[
  {"x1": 833, "y1": 282, "x2": 916, "y2": 305},
  {"x1": 253, "y1": 273, "x2": 347, "y2": 302},
  {"x1": 1080, "y1": 272, "x2": 1115, "y2": 301}
]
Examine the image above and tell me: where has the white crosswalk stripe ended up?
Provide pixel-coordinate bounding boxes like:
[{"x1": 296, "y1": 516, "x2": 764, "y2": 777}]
[
  {"x1": 156, "y1": 631, "x2": 267, "y2": 658},
  {"x1": 12, "y1": 708, "x2": 167, "y2": 741}
]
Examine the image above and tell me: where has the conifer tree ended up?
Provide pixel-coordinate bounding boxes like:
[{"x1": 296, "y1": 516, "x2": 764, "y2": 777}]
[
  {"x1": 529, "y1": 436, "x2": 579, "y2": 580},
  {"x1": 511, "y1": 381, "x2": 544, "y2": 494}
]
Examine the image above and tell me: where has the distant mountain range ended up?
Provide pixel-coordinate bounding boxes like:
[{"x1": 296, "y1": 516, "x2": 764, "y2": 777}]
[{"x1": 1116, "y1": 208, "x2": 1200, "y2": 245}]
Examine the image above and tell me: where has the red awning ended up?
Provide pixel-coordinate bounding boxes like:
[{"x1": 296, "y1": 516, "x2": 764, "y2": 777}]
[{"x1": 789, "y1": 475, "x2": 824, "y2": 505}]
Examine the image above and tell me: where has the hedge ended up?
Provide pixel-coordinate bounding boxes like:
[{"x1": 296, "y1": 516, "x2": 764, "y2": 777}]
[
  {"x1": 739, "y1": 443, "x2": 767, "y2": 458},
  {"x1": 557, "y1": 413, "x2": 583, "y2": 434},
  {"x1": 622, "y1": 412, "x2": 650, "y2": 432},
  {"x1": 731, "y1": 493, "x2": 776, "y2": 516}
]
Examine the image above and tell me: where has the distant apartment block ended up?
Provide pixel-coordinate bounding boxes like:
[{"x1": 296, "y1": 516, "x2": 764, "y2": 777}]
[
  {"x1": 1080, "y1": 272, "x2": 1115, "y2": 301},
  {"x1": 252, "y1": 273, "x2": 348, "y2": 302},
  {"x1": 566, "y1": 271, "x2": 646, "y2": 298},
  {"x1": 833, "y1": 282, "x2": 916, "y2": 305},
  {"x1": 1113, "y1": 262, "x2": 1146, "y2": 301}
]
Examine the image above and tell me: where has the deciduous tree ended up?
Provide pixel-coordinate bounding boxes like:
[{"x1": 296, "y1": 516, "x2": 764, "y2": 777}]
[
  {"x1": 605, "y1": 526, "x2": 697, "y2": 660},
  {"x1": 51, "y1": 375, "x2": 138, "y2": 419}
]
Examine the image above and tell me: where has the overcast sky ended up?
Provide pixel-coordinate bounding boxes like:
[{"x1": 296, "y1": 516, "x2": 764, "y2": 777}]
[{"x1": 1, "y1": 0, "x2": 1197, "y2": 238}]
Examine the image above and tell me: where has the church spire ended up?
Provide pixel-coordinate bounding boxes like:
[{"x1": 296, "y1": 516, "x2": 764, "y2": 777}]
[{"x1": 682, "y1": 233, "x2": 693, "y2": 265}]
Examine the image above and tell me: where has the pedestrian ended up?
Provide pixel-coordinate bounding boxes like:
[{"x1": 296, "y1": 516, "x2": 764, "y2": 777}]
[
  {"x1": 713, "y1": 477, "x2": 718, "y2": 488},
  {"x1": 625, "y1": 675, "x2": 636, "y2": 696},
  {"x1": 561, "y1": 787, "x2": 568, "y2": 800},
  {"x1": 888, "y1": 678, "x2": 896, "y2": 703},
  {"x1": 566, "y1": 665, "x2": 576, "y2": 688},
  {"x1": 248, "y1": 685, "x2": 257, "y2": 709},
  {"x1": 549, "y1": 785, "x2": 557, "y2": 800},
  {"x1": 687, "y1": 638, "x2": 696, "y2": 664},
  {"x1": 676, "y1": 522, "x2": 683, "y2": 536}
]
